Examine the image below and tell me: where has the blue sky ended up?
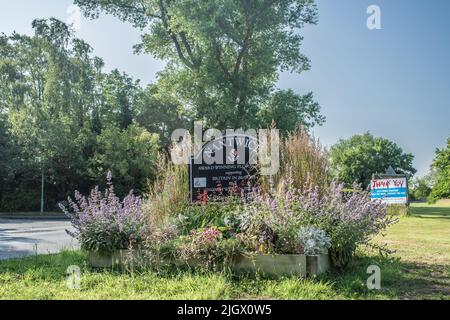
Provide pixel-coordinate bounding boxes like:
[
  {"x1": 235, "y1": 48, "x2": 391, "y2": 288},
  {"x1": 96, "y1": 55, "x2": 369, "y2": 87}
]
[{"x1": 1, "y1": 0, "x2": 449, "y2": 176}]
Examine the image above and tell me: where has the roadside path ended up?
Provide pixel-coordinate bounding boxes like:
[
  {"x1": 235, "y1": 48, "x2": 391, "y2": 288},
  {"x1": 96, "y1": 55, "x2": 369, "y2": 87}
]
[{"x1": 0, "y1": 218, "x2": 78, "y2": 260}]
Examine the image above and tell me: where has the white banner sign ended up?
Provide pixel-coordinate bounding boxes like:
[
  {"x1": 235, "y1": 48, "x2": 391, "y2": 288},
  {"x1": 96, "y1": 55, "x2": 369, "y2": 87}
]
[{"x1": 371, "y1": 178, "x2": 408, "y2": 204}]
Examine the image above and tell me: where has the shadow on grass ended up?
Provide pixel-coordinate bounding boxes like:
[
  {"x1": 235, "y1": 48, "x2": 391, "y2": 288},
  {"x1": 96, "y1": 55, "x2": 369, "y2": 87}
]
[
  {"x1": 410, "y1": 206, "x2": 450, "y2": 219},
  {"x1": 322, "y1": 255, "x2": 450, "y2": 299},
  {"x1": 115, "y1": 254, "x2": 450, "y2": 299}
]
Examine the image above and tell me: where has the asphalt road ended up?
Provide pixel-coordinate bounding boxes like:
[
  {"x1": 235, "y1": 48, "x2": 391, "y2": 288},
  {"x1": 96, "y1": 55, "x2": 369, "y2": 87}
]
[{"x1": 0, "y1": 218, "x2": 79, "y2": 260}]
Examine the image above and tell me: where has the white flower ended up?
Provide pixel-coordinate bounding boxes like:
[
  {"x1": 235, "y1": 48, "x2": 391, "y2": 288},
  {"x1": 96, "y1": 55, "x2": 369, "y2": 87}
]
[{"x1": 298, "y1": 226, "x2": 331, "y2": 256}]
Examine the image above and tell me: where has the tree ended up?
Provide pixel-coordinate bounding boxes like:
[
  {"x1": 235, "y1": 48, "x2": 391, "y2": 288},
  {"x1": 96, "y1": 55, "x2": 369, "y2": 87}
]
[
  {"x1": 100, "y1": 69, "x2": 140, "y2": 129},
  {"x1": 330, "y1": 132, "x2": 416, "y2": 188},
  {"x1": 134, "y1": 84, "x2": 189, "y2": 150},
  {"x1": 0, "y1": 19, "x2": 167, "y2": 211},
  {"x1": 74, "y1": 0, "x2": 324, "y2": 131},
  {"x1": 90, "y1": 124, "x2": 160, "y2": 195},
  {"x1": 0, "y1": 19, "x2": 99, "y2": 209},
  {"x1": 0, "y1": 116, "x2": 17, "y2": 209},
  {"x1": 429, "y1": 138, "x2": 450, "y2": 202},
  {"x1": 258, "y1": 90, "x2": 325, "y2": 134},
  {"x1": 409, "y1": 176, "x2": 433, "y2": 201}
]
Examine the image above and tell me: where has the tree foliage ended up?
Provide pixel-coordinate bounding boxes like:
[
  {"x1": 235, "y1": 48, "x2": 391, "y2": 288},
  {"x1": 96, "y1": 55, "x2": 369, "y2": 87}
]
[
  {"x1": 429, "y1": 138, "x2": 450, "y2": 202},
  {"x1": 91, "y1": 124, "x2": 159, "y2": 195},
  {"x1": 74, "y1": 0, "x2": 324, "y2": 131},
  {"x1": 134, "y1": 84, "x2": 189, "y2": 150},
  {"x1": 329, "y1": 132, "x2": 416, "y2": 188},
  {"x1": 258, "y1": 90, "x2": 324, "y2": 134},
  {"x1": 409, "y1": 176, "x2": 433, "y2": 201},
  {"x1": 0, "y1": 19, "x2": 167, "y2": 211}
]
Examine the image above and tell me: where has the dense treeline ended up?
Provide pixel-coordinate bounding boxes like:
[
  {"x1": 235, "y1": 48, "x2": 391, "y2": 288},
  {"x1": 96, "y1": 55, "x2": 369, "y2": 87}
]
[
  {"x1": 0, "y1": 19, "x2": 188, "y2": 211},
  {"x1": 0, "y1": 16, "x2": 325, "y2": 212},
  {"x1": 1, "y1": 1, "x2": 329, "y2": 211}
]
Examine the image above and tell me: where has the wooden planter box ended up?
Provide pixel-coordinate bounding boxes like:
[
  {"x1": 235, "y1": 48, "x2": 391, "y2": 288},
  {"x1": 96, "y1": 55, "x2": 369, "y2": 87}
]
[
  {"x1": 306, "y1": 254, "x2": 330, "y2": 277},
  {"x1": 233, "y1": 253, "x2": 329, "y2": 277},
  {"x1": 88, "y1": 250, "x2": 146, "y2": 269},
  {"x1": 88, "y1": 250, "x2": 330, "y2": 277}
]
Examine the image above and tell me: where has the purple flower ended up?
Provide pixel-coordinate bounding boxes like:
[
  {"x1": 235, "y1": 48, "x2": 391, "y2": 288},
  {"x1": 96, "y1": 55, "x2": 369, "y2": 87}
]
[
  {"x1": 240, "y1": 179, "x2": 395, "y2": 255},
  {"x1": 59, "y1": 172, "x2": 146, "y2": 252}
]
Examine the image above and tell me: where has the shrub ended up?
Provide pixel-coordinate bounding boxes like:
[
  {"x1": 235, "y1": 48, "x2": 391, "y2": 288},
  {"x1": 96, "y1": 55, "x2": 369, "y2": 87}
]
[
  {"x1": 91, "y1": 124, "x2": 160, "y2": 196},
  {"x1": 428, "y1": 138, "x2": 450, "y2": 203},
  {"x1": 239, "y1": 191, "x2": 302, "y2": 254},
  {"x1": 158, "y1": 228, "x2": 243, "y2": 270},
  {"x1": 59, "y1": 172, "x2": 147, "y2": 253},
  {"x1": 410, "y1": 176, "x2": 432, "y2": 201},
  {"x1": 142, "y1": 180, "x2": 394, "y2": 270},
  {"x1": 174, "y1": 197, "x2": 244, "y2": 235},
  {"x1": 299, "y1": 183, "x2": 396, "y2": 268},
  {"x1": 143, "y1": 194, "x2": 246, "y2": 270},
  {"x1": 238, "y1": 181, "x2": 395, "y2": 267}
]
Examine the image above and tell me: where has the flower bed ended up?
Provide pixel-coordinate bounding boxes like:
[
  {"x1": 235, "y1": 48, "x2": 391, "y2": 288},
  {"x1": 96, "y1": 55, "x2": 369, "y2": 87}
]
[{"x1": 61, "y1": 173, "x2": 395, "y2": 276}]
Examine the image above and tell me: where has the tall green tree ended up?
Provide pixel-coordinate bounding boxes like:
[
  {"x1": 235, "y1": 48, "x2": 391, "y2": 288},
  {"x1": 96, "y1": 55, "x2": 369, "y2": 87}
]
[
  {"x1": 135, "y1": 84, "x2": 189, "y2": 150},
  {"x1": 90, "y1": 123, "x2": 159, "y2": 195},
  {"x1": 258, "y1": 90, "x2": 325, "y2": 134},
  {"x1": 329, "y1": 132, "x2": 416, "y2": 188},
  {"x1": 74, "y1": 0, "x2": 324, "y2": 131},
  {"x1": 100, "y1": 69, "x2": 140, "y2": 129},
  {"x1": 429, "y1": 138, "x2": 450, "y2": 202},
  {"x1": 0, "y1": 19, "x2": 99, "y2": 209}
]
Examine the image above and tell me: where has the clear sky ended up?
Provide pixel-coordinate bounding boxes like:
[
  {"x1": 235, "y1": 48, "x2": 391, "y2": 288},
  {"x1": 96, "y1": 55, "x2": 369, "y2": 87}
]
[{"x1": 1, "y1": 0, "x2": 449, "y2": 176}]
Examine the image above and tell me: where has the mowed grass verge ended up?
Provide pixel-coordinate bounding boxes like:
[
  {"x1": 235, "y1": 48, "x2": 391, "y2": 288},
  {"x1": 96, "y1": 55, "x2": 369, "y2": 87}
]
[{"x1": 0, "y1": 202, "x2": 449, "y2": 300}]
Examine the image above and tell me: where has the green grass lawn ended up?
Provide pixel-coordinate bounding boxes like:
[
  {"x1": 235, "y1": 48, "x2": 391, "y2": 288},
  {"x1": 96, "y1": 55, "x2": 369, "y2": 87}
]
[{"x1": 0, "y1": 202, "x2": 449, "y2": 300}]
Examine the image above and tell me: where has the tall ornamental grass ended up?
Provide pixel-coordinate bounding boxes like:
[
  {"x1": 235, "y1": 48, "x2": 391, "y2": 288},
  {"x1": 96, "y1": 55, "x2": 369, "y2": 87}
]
[
  {"x1": 143, "y1": 154, "x2": 189, "y2": 226},
  {"x1": 260, "y1": 126, "x2": 329, "y2": 196}
]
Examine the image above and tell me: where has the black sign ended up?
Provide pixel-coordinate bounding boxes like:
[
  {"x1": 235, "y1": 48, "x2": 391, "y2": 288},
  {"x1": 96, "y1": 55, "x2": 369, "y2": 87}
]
[{"x1": 189, "y1": 134, "x2": 258, "y2": 202}]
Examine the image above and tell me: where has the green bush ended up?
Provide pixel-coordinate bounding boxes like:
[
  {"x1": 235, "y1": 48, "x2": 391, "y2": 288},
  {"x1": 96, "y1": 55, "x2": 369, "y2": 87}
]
[
  {"x1": 409, "y1": 177, "x2": 432, "y2": 201},
  {"x1": 174, "y1": 198, "x2": 243, "y2": 235},
  {"x1": 91, "y1": 124, "x2": 160, "y2": 196},
  {"x1": 230, "y1": 182, "x2": 395, "y2": 268},
  {"x1": 151, "y1": 228, "x2": 243, "y2": 271},
  {"x1": 60, "y1": 173, "x2": 147, "y2": 253}
]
